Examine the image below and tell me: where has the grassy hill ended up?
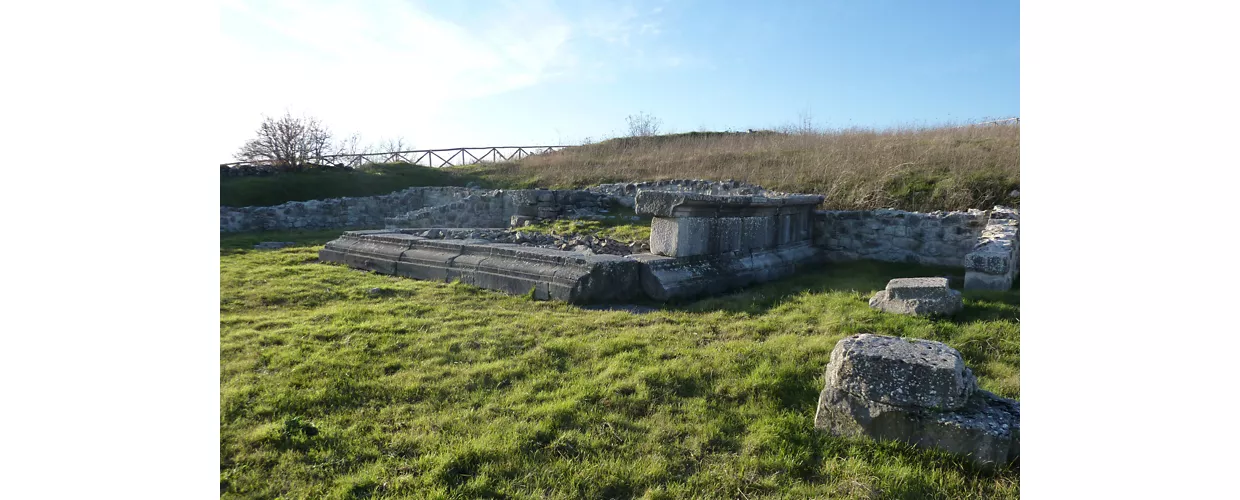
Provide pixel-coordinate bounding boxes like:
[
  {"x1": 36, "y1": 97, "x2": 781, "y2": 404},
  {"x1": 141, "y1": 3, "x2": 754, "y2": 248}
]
[
  {"x1": 458, "y1": 125, "x2": 1019, "y2": 212},
  {"x1": 222, "y1": 124, "x2": 1019, "y2": 212}
]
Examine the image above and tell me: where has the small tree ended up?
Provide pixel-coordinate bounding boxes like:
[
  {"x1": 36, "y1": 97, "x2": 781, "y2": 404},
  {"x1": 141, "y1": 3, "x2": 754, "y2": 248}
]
[
  {"x1": 626, "y1": 112, "x2": 662, "y2": 137},
  {"x1": 234, "y1": 112, "x2": 335, "y2": 165}
]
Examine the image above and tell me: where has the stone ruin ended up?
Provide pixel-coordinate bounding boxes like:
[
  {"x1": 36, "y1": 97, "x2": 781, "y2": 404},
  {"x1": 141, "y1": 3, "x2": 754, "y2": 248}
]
[
  {"x1": 868, "y1": 277, "x2": 963, "y2": 317},
  {"x1": 965, "y1": 206, "x2": 1019, "y2": 290},
  {"x1": 318, "y1": 189, "x2": 826, "y2": 303},
  {"x1": 315, "y1": 184, "x2": 1022, "y2": 302},
  {"x1": 227, "y1": 179, "x2": 1018, "y2": 293},
  {"x1": 815, "y1": 334, "x2": 1020, "y2": 468},
  {"x1": 630, "y1": 191, "x2": 823, "y2": 300}
]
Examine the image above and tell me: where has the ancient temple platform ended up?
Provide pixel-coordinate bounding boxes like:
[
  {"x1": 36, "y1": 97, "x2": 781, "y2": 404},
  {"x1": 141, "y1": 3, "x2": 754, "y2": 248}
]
[{"x1": 319, "y1": 189, "x2": 829, "y2": 303}]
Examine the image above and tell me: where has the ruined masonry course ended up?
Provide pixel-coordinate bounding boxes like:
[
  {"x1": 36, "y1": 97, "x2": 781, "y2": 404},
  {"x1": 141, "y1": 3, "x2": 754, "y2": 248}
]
[
  {"x1": 964, "y1": 206, "x2": 1020, "y2": 291},
  {"x1": 814, "y1": 208, "x2": 987, "y2": 268},
  {"x1": 319, "y1": 230, "x2": 640, "y2": 303}
]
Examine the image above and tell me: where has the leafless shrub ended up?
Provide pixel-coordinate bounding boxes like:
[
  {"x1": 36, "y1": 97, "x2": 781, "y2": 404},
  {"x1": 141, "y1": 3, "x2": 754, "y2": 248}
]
[
  {"x1": 376, "y1": 137, "x2": 412, "y2": 153},
  {"x1": 626, "y1": 112, "x2": 662, "y2": 137}
]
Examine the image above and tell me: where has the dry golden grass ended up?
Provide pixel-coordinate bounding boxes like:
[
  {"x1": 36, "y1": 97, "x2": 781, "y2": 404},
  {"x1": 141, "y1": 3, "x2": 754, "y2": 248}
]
[{"x1": 460, "y1": 124, "x2": 1019, "y2": 212}]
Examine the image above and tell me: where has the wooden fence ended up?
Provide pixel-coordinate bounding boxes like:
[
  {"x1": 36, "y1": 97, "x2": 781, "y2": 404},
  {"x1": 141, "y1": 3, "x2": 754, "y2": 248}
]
[{"x1": 221, "y1": 145, "x2": 572, "y2": 168}]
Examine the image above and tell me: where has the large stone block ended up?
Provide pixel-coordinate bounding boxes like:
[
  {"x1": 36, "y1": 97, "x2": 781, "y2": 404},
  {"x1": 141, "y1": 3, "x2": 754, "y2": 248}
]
[
  {"x1": 824, "y1": 334, "x2": 976, "y2": 410},
  {"x1": 639, "y1": 191, "x2": 823, "y2": 258},
  {"x1": 869, "y1": 278, "x2": 963, "y2": 316},
  {"x1": 814, "y1": 334, "x2": 1019, "y2": 467},
  {"x1": 649, "y1": 216, "x2": 767, "y2": 257}
]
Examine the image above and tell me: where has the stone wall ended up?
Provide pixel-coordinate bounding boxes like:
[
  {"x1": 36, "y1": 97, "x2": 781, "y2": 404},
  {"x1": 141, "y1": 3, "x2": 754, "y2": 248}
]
[
  {"x1": 813, "y1": 209, "x2": 988, "y2": 268},
  {"x1": 384, "y1": 189, "x2": 608, "y2": 229},
  {"x1": 220, "y1": 186, "x2": 475, "y2": 232},
  {"x1": 964, "y1": 207, "x2": 1020, "y2": 290},
  {"x1": 221, "y1": 186, "x2": 610, "y2": 233}
]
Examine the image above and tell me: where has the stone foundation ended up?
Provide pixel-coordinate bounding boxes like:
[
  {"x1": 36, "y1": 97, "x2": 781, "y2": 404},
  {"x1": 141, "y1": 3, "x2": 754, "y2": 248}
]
[
  {"x1": 631, "y1": 243, "x2": 821, "y2": 301},
  {"x1": 308, "y1": 182, "x2": 1022, "y2": 302},
  {"x1": 320, "y1": 189, "x2": 830, "y2": 303},
  {"x1": 319, "y1": 230, "x2": 641, "y2": 303}
]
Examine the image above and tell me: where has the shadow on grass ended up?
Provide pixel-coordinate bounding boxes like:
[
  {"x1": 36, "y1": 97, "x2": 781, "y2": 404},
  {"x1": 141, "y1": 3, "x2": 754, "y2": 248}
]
[
  {"x1": 221, "y1": 162, "x2": 491, "y2": 207},
  {"x1": 220, "y1": 229, "x2": 351, "y2": 256}
]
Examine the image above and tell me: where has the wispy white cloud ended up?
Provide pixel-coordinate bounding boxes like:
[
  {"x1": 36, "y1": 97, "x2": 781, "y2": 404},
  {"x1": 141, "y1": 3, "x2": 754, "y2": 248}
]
[{"x1": 216, "y1": 0, "x2": 695, "y2": 157}]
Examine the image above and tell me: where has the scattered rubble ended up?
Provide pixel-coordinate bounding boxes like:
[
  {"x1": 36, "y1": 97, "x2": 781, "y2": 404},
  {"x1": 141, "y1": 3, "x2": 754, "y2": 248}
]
[{"x1": 402, "y1": 227, "x2": 651, "y2": 255}]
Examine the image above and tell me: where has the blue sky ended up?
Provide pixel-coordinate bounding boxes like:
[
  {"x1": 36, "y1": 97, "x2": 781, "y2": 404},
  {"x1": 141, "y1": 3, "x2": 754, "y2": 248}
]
[{"x1": 218, "y1": 0, "x2": 1018, "y2": 159}]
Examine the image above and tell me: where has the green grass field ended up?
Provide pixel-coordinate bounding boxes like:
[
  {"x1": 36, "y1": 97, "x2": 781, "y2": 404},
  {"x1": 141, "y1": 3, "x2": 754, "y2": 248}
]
[{"x1": 220, "y1": 230, "x2": 1019, "y2": 499}]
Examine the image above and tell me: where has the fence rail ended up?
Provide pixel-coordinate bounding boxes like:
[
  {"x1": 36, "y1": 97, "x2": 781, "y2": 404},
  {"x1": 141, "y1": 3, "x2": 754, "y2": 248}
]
[
  {"x1": 961, "y1": 117, "x2": 1019, "y2": 127},
  {"x1": 221, "y1": 145, "x2": 573, "y2": 169}
]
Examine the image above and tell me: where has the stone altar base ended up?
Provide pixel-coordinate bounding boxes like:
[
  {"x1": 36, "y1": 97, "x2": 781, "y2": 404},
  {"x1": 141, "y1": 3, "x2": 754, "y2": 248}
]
[{"x1": 319, "y1": 230, "x2": 641, "y2": 304}]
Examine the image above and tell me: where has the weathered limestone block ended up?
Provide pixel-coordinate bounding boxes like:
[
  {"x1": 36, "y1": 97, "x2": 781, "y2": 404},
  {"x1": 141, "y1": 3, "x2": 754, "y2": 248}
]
[
  {"x1": 869, "y1": 277, "x2": 963, "y2": 316},
  {"x1": 824, "y1": 333, "x2": 977, "y2": 410},
  {"x1": 814, "y1": 334, "x2": 1019, "y2": 467}
]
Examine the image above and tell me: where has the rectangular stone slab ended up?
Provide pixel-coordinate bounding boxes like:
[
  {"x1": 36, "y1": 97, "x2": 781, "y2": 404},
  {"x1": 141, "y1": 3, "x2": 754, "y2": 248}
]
[
  {"x1": 885, "y1": 277, "x2": 953, "y2": 301},
  {"x1": 318, "y1": 231, "x2": 641, "y2": 304}
]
